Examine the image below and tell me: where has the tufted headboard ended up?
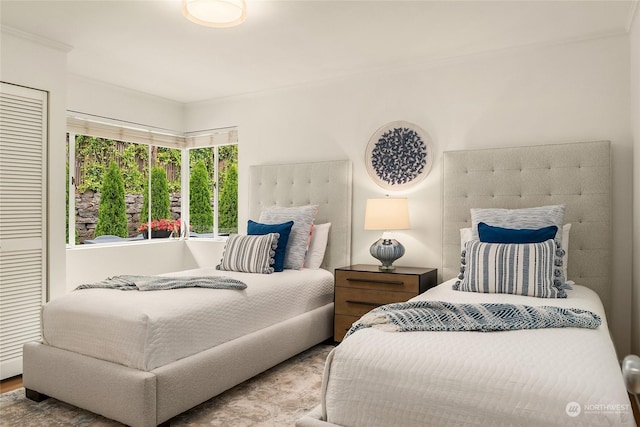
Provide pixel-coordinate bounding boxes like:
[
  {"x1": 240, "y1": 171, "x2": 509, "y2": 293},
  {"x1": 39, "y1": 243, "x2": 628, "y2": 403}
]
[
  {"x1": 249, "y1": 160, "x2": 352, "y2": 274},
  {"x1": 442, "y1": 141, "x2": 612, "y2": 311}
]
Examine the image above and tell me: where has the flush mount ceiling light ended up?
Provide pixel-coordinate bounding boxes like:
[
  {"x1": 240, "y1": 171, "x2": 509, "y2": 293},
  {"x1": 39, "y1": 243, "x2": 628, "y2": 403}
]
[{"x1": 182, "y1": 0, "x2": 247, "y2": 28}]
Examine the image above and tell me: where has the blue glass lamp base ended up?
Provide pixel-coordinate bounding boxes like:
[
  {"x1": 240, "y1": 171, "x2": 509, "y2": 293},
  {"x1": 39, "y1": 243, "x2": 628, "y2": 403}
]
[{"x1": 370, "y1": 238, "x2": 405, "y2": 271}]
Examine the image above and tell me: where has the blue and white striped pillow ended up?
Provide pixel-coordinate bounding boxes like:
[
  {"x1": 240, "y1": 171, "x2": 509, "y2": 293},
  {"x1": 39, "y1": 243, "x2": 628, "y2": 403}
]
[
  {"x1": 453, "y1": 239, "x2": 566, "y2": 298},
  {"x1": 217, "y1": 233, "x2": 279, "y2": 274}
]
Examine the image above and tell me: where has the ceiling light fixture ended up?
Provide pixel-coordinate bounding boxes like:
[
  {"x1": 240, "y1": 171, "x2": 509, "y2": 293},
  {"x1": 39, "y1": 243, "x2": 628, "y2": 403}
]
[{"x1": 182, "y1": 0, "x2": 247, "y2": 28}]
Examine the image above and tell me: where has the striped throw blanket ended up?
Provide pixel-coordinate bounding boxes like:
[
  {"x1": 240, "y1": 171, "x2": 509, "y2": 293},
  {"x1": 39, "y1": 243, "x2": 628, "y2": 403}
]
[
  {"x1": 344, "y1": 300, "x2": 601, "y2": 339},
  {"x1": 75, "y1": 275, "x2": 247, "y2": 292}
]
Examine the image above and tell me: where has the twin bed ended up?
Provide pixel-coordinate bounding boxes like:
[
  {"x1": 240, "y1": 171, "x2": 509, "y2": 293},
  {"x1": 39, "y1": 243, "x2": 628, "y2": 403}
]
[
  {"x1": 298, "y1": 140, "x2": 635, "y2": 426},
  {"x1": 24, "y1": 141, "x2": 634, "y2": 427},
  {"x1": 23, "y1": 160, "x2": 352, "y2": 427}
]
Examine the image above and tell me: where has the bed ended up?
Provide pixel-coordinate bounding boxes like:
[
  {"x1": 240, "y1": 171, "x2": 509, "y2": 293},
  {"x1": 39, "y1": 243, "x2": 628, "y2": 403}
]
[
  {"x1": 22, "y1": 159, "x2": 353, "y2": 427},
  {"x1": 298, "y1": 141, "x2": 636, "y2": 426}
]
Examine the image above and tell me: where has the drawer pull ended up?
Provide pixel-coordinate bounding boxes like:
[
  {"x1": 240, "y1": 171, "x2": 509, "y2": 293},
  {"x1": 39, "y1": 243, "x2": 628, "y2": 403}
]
[
  {"x1": 345, "y1": 300, "x2": 380, "y2": 307},
  {"x1": 346, "y1": 278, "x2": 404, "y2": 285}
]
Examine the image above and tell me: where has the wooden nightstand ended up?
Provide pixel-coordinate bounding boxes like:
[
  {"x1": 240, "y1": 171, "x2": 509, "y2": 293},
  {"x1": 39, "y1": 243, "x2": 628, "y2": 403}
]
[{"x1": 333, "y1": 264, "x2": 438, "y2": 342}]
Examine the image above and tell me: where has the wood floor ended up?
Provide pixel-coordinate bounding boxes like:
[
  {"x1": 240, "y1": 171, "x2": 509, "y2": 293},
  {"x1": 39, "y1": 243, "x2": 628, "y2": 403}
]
[
  {"x1": 0, "y1": 375, "x2": 22, "y2": 393},
  {"x1": 2, "y1": 374, "x2": 639, "y2": 425}
]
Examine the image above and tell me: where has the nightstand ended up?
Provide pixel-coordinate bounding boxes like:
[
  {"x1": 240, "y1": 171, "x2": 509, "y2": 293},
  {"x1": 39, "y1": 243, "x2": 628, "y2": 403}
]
[{"x1": 333, "y1": 264, "x2": 438, "y2": 342}]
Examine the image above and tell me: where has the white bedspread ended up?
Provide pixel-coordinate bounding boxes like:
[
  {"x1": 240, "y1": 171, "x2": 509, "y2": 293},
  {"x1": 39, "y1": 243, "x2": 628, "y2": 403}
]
[
  {"x1": 321, "y1": 279, "x2": 635, "y2": 427},
  {"x1": 42, "y1": 268, "x2": 333, "y2": 371}
]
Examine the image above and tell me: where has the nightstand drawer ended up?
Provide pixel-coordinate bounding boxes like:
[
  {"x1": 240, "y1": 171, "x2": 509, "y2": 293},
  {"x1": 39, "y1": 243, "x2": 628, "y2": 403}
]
[
  {"x1": 334, "y1": 314, "x2": 359, "y2": 342},
  {"x1": 335, "y1": 270, "x2": 419, "y2": 293},
  {"x1": 335, "y1": 287, "x2": 415, "y2": 317}
]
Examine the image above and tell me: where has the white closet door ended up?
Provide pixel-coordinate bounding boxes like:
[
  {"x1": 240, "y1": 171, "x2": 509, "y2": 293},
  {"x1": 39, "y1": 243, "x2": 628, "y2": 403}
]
[{"x1": 0, "y1": 82, "x2": 48, "y2": 380}]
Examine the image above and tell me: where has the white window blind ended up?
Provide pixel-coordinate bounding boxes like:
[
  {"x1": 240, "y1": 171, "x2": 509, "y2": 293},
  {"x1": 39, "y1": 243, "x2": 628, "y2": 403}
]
[
  {"x1": 67, "y1": 116, "x2": 183, "y2": 148},
  {"x1": 185, "y1": 128, "x2": 238, "y2": 148},
  {"x1": 67, "y1": 115, "x2": 237, "y2": 149},
  {"x1": 0, "y1": 82, "x2": 48, "y2": 380}
]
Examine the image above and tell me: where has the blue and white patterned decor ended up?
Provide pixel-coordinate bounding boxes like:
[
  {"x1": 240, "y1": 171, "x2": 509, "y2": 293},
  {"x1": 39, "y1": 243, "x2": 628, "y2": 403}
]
[{"x1": 365, "y1": 121, "x2": 433, "y2": 190}]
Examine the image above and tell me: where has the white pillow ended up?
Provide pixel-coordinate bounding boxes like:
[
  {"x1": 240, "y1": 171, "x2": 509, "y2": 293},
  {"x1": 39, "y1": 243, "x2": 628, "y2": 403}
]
[
  {"x1": 259, "y1": 205, "x2": 319, "y2": 270},
  {"x1": 460, "y1": 227, "x2": 473, "y2": 252},
  {"x1": 304, "y1": 223, "x2": 331, "y2": 269}
]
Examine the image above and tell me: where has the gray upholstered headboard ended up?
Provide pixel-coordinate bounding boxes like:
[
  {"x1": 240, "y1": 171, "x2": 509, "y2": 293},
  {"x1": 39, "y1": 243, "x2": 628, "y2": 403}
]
[
  {"x1": 249, "y1": 160, "x2": 352, "y2": 273},
  {"x1": 442, "y1": 141, "x2": 612, "y2": 311}
]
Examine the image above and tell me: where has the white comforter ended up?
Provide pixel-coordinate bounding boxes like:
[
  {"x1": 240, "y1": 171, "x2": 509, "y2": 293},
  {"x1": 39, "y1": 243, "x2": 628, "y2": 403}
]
[
  {"x1": 42, "y1": 268, "x2": 333, "y2": 371},
  {"x1": 321, "y1": 279, "x2": 634, "y2": 427}
]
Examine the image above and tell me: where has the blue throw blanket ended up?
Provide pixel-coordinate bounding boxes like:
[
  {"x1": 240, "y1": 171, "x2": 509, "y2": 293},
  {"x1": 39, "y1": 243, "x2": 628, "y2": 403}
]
[
  {"x1": 344, "y1": 300, "x2": 601, "y2": 339},
  {"x1": 75, "y1": 275, "x2": 247, "y2": 292}
]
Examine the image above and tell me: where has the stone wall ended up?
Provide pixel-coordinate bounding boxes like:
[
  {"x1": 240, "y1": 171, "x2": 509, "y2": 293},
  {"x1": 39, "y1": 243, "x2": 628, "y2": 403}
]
[{"x1": 75, "y1": 191, "x2": 182, "y2": 243}]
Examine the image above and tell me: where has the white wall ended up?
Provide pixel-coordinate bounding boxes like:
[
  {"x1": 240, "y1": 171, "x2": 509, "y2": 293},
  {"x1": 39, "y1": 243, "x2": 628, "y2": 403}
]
[
  {"x1": 64, "y1": 76, "x2": 187, "y2": 287},
  {"x1": 67, "y1": 75, "x2": 184, "y2": 132},
  {"x1": 65, "y1": 240, "x2": 225, "y2": 291},
  {"x1": 185, "y1": 240, "x2": 225, "y2": 269},
  {"x1": 630, "y1": 9, "x2": 640, "y2": 356},
  {"x1": 185, "y1": 35, "x2": 633, "y2": 356},
  {"x1": 65, "y1": 241, "x2": 192, "y2": 290},
  {"x1": 0, "y1": 29, "x2": 68, "y2": 300}
]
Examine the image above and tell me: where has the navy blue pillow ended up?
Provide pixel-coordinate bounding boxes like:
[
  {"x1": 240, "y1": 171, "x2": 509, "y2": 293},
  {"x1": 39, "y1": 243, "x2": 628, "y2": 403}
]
[
  {"x1": 478, "y1": 222, "x2": 558, "y2": 244},
  {"x1": 247, "y1": 220, "x2": 293, "y2": 272}
]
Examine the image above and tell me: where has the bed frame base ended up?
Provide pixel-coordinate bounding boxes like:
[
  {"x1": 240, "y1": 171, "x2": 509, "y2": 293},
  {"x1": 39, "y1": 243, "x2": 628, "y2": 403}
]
[
  {"x1": 25, "y1": 388, "x2": 48, "y2": 402},
  {"x1": 24, "y1": 303, "x2": 334, "y2": 427}
]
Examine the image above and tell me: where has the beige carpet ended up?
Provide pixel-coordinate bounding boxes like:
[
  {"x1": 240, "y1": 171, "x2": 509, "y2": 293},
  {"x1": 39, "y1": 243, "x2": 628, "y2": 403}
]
[{"x1": 0, "y1": 344, "x2": 333, "y2": 427}]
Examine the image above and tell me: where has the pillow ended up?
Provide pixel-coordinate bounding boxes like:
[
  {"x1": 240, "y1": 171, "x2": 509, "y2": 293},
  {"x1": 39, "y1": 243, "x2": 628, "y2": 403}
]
[
  {"x1": 453, "y1": 239, "x2": 566, "y2": 298},
  {"x1": 477, "y1": 222, "x2": 558, "y2": 244},
  {"x1": 460, "y1": 227, "x2": 473, "y2": 252},
  {"x1": 562, "y1": 223, "x2": 571, "y2": 279},
  {"x1": 216, "y1": 233, "x2": 278, "y2": 274},
  {"x1": 304, "y1": 223, "x2": 331, "y2": 269},
  {"x1": 247, "y1": 220, "x2": 293, "y2": 272},
  {"x1": 471, "y1": 204, "x2": 566, "y2": 286},
  {"x1": 461, "y1": 224, "x2": 571, "y2": 281},
  {"x1": 259, "y1": 205, "x2": 319, "y2": 270},
  {"x1": 471, "y1": 205, "x2": 565, "y2": 246}
]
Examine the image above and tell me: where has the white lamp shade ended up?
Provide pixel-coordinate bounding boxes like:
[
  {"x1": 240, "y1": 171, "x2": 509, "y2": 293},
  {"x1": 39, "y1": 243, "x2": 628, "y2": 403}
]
[
  {"x1": 364, "y1": 198, "x2": 410, "y2": 230},
  {"x1": 182, "y1": 0, "x2": 247, "y2": 28}
]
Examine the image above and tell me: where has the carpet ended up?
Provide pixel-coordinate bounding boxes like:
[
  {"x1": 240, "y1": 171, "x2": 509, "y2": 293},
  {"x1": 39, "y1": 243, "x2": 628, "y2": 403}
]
[{"x1": 0, "y1": 344, "x2": 333, "y2": 426}]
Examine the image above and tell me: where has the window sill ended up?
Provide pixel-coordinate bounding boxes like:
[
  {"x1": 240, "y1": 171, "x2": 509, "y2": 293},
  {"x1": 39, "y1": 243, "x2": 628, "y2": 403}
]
[
  {"x1": 66, "y1": 238, "x2": 183, "y2": 250},
  {"x1": 66, "y1": 235, "x2": 228, "y2": 250}
]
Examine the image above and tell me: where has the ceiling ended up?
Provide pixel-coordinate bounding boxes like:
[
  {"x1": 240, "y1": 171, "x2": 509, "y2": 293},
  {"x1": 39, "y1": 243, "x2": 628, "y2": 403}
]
[{"x1": 1, "y1": 0, "x2": 637, "y2": 104}]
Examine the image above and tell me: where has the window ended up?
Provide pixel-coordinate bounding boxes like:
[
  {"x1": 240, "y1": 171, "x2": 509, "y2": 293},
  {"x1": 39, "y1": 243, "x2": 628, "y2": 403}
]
[
  {"x1": 66, "y1": 116, "x2": 237, "y2": 246},
  {"x1": 189, "y1": 145, "x2": 238, "y2": 236}
]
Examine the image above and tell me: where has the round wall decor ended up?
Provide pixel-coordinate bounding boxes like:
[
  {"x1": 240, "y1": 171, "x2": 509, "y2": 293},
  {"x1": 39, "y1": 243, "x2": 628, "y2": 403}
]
[{"x1": 365, "y1": 121, "x2": 433, "y2": 190}]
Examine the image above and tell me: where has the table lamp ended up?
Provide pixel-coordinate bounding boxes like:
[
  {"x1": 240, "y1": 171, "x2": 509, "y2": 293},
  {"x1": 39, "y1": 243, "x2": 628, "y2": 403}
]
[{"x1": 364, "y1": 197, "x2": 409, "y2": 271}]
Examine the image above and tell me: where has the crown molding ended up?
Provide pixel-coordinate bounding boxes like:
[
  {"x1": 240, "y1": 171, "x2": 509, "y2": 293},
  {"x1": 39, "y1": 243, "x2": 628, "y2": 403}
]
[{"x1": 0, "y1": 25, "x2": 73, "y2": 52}]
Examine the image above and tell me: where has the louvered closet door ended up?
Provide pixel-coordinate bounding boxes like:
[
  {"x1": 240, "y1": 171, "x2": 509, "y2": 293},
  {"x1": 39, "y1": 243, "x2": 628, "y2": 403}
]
[{"x1": 0, "y1": 82, "x2": 47, "y2": 380}]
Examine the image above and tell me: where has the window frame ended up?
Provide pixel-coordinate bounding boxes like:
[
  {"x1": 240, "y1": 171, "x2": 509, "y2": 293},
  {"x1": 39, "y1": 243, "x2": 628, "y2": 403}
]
[{"x1": 66, "y1": 115, "x2": 237, "y2": 247}]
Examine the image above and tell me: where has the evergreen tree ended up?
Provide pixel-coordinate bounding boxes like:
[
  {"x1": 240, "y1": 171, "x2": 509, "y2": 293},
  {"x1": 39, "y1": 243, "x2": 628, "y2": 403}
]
[
  {"x1": 218, "y1": 164, "x2": 238, "y2": 233},
  {"x1": 95, "y1": 161, "x2": 128, "y2": 238},
  {"x1": 141, "y1": 166, "x2": 171, "y2": 222},
  {"x1": 190, "y1": 161, "x2": 213, "y2": 234}
]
